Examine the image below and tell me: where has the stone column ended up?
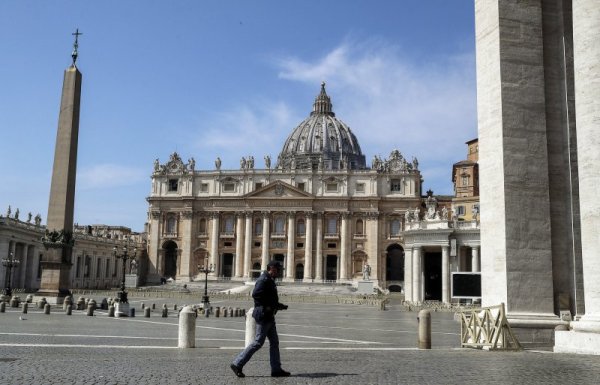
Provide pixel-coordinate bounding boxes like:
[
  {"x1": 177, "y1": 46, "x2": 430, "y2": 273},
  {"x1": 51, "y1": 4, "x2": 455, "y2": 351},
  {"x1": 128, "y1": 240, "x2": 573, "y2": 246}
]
[
  {"x1": 404, "y1": 247, "x2": 413, "y2": 302},
  {"x1": 261, "y1": 212, "x2": 270, "y2": 270},
  {"x1": 147, "y1": 211, "x2": 162, "y2": 284},
  {"x1": 442, "y1": 245, "x2": 450, "y2": 304},
  {"x1": 179, "y1": 211, "x2": 193, "y2": 281},
  {"x1": 365, "y1": 212, "x2": 379, "y2": 284},
  {"x1": 0, "y1": 239, "x2": 10, "y2": 289},
  {"x1": 285, "y1": 212, "x2": 295, "y2": 280},
  {"x1": 471, "y1": 246, "x2": 480, "y2": 273},
  {"x1": 235, "y1": 213, "x2": 244, "y2": 278},
  {"x1": 314, "y1": 213, "x2": 323, "y2": 281},
  {"x1": 243, "y1": 212, "x2": 252, "y2": 279},
  {"x1": 475, "y1": 0, "x2": 556, "y2": 319},
  {"x1": 412, "y1": 247, "x2": 422, "y2": 303},
  {"x1": 209, "y1": 213, "x2": 220, "y2": 276},
  {"x1": 340, "y1": 212, "x2": 350, "y2": 281},
  {"x1": 573, "y1": 0, "x2": 600, "y2": 329},
  {"x1": 303, "y1": 212, "x2": 313, "y2": 282}
]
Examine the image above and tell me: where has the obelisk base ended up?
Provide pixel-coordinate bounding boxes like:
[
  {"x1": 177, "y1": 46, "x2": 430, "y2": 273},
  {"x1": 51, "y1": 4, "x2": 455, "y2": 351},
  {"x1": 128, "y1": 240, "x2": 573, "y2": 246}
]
[{"x1": 38, "y1": 246, "x2": 72, "y2": 305}]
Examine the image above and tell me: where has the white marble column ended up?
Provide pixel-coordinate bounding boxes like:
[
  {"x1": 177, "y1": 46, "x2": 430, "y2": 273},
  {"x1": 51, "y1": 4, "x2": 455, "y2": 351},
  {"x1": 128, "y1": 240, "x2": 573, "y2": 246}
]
[
  {"x1": 0, "y1": 239, "x2": 9, "y2": 288},
  {"x1": 303, "y1": 212, "x2": 313, "y2": 282},
  {"x1": 404, "y1": 247, "x2": 413, "y2": 301},
  {"x1": 147, "y1": 211, "x2": 162, "y2": 283},
  {"x1": 179, "y1": 211, "x2": 193, "y2": 281},
  {"x1": 442, "y1": 245, "x2": 450, "y2": 304},
  {"x1": 285, "y1": 212, "x2": 295, "y2": 280},
  {"x1": 209, "y1": 213, "x2": 220, "y2": 276},
  {"x1": 365, "y1": 213, "x2": 380, "y2": 283},
  {"x1": 573, "y1": 0, "x2": 600, "y2": 327},
  {"x1": 235, "y1": 213, "x2": 244, "y2": 278},
  {"x1": 314, "y1": 213, "x2": 323, "y2": 281},
  {"x1": 412, "y1": 246, "x2": 422, "y2": 303},
  {"x1": 243, "y1": 212, "x2": 252, "y2": 279},
  {"x1": 340, "y1": 212, "x2": 349, "y2": 281},
  {"x1": 471, "y1": 246, "x2": 480, "y2": 272},
  {"x1": 261, "y1": 212, "x2": 270, "y2": 270}
]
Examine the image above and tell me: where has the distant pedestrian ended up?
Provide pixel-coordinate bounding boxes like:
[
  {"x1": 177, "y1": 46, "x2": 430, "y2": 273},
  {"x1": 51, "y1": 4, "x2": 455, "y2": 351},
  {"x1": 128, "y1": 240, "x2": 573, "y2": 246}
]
[{"x1": 230, "y1": 260, "x2": 290, "y2": 378}]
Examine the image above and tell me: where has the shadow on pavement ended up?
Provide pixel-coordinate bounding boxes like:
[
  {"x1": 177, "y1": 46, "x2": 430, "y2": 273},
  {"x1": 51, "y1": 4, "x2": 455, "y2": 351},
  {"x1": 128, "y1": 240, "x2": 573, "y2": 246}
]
[{"x1": 294, "y1": 372, "x2": 357, "y2": 378}]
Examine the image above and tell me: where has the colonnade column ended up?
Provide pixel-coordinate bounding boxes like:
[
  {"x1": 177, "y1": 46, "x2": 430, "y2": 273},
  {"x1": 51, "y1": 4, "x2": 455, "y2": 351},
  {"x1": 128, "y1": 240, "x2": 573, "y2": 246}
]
[
  {"x1": 235, "y1": 213, "x2": 244, "y2": 278},
  {"x1": 261, "y1": 212, "x2": 270, "y2": 270},
  {"x1": 404, "y1": 247, "x2": 413, "y2": 302},
  {"x1": 442, "y1": 245, "x2": 450, "y2": 304},
  {"x1": 285, "y1": 212, "x2": 295, "y2": 280},
  {"x1": 340, "y1": 212, "x2": 349, "y2": 281},
  {"x1": 573, "y1": 0, "x2": 600, "y2": 328},
  {"x1": 412, "y1": 246, "x2": 422, "y2": 303},
  {"x1": 209, "y1": 213, "x2": 220, "y2": 276},
  {"x1": 147, "y1": 211, "x2": 161, "y2": 283},
  {"x1": 303, "y1": 212, "x2": 313, "y2": 282},
  {"x1": 314, "y1": 213, "x2": 323, "y2": 281},
  {"x1": 243, "y1": 212, "x2": 252, "y2": 278},
  {"x1": 471, "y1": 246, "x2": 480, "y2": 272}
]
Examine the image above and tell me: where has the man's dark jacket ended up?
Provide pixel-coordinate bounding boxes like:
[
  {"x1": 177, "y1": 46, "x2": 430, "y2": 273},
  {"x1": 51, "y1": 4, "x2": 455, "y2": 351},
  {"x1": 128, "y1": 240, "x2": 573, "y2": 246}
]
[{"x1": 252, "y1": 271, "x2": 284, "y2": 323}]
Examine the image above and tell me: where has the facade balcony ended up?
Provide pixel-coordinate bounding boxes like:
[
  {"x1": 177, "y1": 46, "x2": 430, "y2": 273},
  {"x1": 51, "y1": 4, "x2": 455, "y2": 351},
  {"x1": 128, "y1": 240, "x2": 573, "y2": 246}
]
[
  {"x1": 271, "y1": 232, "x2": 286, "y2": 239},
  {"x1": 164, "y1": 232, "x2": 178, "y2": 239},
  {"x1": 353, "y1": 233, "x2": 366, "y2": 239},
  {"x1": 196, "y1": 232, "x2": 208, "y2": 239},
  {"x1": 324, "y1": 233, "x2": 339, "y2": 240},
  {"x1": 220, "y1": 232, "x2": 235, "y2": 239}
]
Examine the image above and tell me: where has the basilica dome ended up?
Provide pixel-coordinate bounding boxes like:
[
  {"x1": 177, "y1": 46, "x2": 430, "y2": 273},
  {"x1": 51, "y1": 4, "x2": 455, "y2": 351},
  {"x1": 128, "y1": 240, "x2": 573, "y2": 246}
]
[{"x1": 276, "y1": 83, "x2": 366, "y2": 171}]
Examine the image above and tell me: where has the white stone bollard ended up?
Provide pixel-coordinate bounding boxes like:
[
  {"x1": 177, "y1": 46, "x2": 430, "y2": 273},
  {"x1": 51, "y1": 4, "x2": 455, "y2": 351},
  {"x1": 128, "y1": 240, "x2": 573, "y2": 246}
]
[
  {"x1": 245, "y1": 307, "x2": 256, "y2": 348},
  {"x1": 178, "y1": 305, "x2": 196, "y2": 348}
]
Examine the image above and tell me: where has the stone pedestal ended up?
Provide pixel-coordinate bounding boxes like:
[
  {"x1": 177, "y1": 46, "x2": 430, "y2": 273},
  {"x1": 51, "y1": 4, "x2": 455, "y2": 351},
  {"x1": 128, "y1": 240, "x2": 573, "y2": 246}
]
[
  {"x1": 115, "y1": 302, "x2": 130, "y2": 317},
  {"x1": 357, "y1": 281, "x2": 374, "y2": 294},
  {"x1": 125, "y1": 274, "x2": 139, "y2": 288}
]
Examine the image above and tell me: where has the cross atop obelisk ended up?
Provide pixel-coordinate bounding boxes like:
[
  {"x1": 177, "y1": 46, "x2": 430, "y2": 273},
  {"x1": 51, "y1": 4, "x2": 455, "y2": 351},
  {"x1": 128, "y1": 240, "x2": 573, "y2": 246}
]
[
  {"x1": 39, "y1": 30, "x2": 84, "y2": 303},
  {"x1": 71, "y1": 28, "x2": 82, "y2": 66}
]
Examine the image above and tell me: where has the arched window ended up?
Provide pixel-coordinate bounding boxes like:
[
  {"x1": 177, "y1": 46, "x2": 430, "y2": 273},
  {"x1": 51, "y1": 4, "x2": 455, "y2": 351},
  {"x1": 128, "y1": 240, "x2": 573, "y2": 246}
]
[
  {"x1": 198, "y1": 218, "x2": 207, "y2": 234},
  {"x1": 296, "y1": 219, "x2": 305, "y2": 235},
  {"x1": 355, "y1": 219, "x2": 364, "y2": 235},
  {"x1": 390, "y1": 219, "x2": 401, "y2": 236},
  {"x1": 166, "y1": 216, "x2": 177, "y2": 234},
  {"x1": 327, "y1": 217, "x2": 337, "y2": 235},
  {"x1": 254, "y1": 219, "x2": 262, "y2": 235},
  {"x1": 274, "y1": 216, "x2": 285, "y2": 234}
]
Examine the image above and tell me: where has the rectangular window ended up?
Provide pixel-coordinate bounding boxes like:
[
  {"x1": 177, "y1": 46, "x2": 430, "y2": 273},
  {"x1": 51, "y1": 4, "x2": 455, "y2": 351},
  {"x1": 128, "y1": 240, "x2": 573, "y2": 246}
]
[
  {"x1": 462, "y1": 176, "x2": 469, "y2": 186},
  {"x1": 224, "y1": 241, "x2": 232, "y2": 247},
  {"x1": 254, "y1": 241, "x2": 261, "y2": 247},
  {"x1": 456, "y1": 206, "x2": 465, "y2": 215},
  {"x1": 168, "y1": 179, "x2": 178, "y2": 192},
  {"x1": 255, "y1": 182, "x2": 263, "y2": 190},
  {"x1": 356, "y1": 183, "x2": 365, "y2": 193},
  {"x1": 200, "y1": 183, "x2": 209, "y2": 192},
  {"x1": 391, "y1": 179, "x2": 401, "y2": 192},
  {"x1": 327, "y1": 218, "x2": 337, "y2": 234},
  {"x1": 223, "y1": 183, "x2": 235, "y2": 192},
  {"x1": 296, "y1": 242, "x2": 304, "y2": 248},
  {"x1": 390, "y1": 219, "x2": 401, "y2": 236},
  {"x1": 297, "y1": 182, "x2": 305, "y2": 191},
  {"x1": 84, "y1": 256, "x2": 91, "y2": 277},
  {"x1": 327, "y1": 243, "x2": 337, "y2": 249},
  {"x1": 326, "y1": 183, "x2": 338, "y2": 192}
]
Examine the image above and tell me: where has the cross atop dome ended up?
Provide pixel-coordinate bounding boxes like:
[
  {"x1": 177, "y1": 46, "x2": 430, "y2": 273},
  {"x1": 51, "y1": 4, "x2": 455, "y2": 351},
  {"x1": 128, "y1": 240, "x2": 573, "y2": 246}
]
[{"x1": 311, "y1": 81, "x2": 335, "y2": 116}]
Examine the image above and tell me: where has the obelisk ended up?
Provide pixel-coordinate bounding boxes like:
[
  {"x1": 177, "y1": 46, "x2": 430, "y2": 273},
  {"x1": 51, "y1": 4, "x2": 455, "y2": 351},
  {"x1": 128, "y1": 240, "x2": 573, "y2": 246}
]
[{"x1": 39, "y1": 30, "x2": 83, "y2": 304}]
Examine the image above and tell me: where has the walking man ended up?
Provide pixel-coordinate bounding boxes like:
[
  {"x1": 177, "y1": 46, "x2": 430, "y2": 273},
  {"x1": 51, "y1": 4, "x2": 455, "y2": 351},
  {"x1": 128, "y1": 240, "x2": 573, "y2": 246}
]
[{"x1": 230, "y1": 260, "x2": 290, "y2": 378}]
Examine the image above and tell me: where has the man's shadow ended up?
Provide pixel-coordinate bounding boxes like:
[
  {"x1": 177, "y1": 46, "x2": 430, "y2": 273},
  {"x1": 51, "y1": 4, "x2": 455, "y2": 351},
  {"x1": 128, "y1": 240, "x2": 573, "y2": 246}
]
[{"x1": 293, "y1": 373, "x2": 358, "y2": 378}]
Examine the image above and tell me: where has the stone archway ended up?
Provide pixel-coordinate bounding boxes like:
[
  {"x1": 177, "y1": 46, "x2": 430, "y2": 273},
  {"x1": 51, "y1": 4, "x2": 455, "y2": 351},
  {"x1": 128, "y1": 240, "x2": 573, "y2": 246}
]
[{"x1": 162, "y1": 240, "x2": 178, "y2": 279}]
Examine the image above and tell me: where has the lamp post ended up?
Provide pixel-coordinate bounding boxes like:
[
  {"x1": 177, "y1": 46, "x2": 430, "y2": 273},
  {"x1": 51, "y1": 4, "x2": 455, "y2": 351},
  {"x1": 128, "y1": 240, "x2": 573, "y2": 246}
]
[
  {"x1": 198, "y1": 263, "x2": 214, "y2": 314},
  {"x1": 113, "y1": 243, "x2": 137, "y2": 305},
  {"x1": 2, "y1": 252, "x2": 20, "y2": 297}
]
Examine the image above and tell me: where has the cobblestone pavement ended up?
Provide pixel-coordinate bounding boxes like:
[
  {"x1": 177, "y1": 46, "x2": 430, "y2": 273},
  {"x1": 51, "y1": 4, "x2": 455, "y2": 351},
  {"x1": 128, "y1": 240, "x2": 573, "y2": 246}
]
[{"x1": 1, "y1": 298, "x2": 600, "y2": 384}]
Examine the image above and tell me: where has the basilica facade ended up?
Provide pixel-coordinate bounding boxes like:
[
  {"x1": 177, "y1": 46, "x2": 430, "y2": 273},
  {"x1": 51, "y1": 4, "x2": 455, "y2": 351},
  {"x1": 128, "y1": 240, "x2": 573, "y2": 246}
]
[{"x1": 146, "y1": 84, "x2": 480, "y2": 302}]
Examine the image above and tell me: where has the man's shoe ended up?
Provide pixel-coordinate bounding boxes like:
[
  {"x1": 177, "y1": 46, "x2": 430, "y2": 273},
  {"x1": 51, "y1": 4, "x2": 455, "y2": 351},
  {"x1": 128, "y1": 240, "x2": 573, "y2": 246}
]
[
  {"x1": 271, "y1": 369, "x2": 291, "y2": 377},
  {"x1": 230, "y1": 363, "x2": 245, "y2": 378}
]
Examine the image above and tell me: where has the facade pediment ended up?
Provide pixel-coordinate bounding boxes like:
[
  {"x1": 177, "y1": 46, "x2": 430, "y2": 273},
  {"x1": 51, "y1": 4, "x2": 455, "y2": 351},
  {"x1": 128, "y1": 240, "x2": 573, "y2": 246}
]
[{"x1": 244, "y1": 181, "x2": 313, "y2": 199}]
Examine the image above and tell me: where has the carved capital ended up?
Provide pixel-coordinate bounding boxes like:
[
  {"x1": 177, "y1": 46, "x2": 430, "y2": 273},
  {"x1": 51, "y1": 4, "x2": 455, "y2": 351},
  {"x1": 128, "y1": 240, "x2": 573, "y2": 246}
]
[
  {"x1": 182, "y1": 211, "x2": 193, "y2": 219},
  {"x1": 150, "y1": 211, "x2": 161, "y2": 220},
  {"x1": 261, "y1": 211, "x2": 270, "y2": 219},
  {"x1": 365, "y1": 211, "x2": 379, "y2": 220}
]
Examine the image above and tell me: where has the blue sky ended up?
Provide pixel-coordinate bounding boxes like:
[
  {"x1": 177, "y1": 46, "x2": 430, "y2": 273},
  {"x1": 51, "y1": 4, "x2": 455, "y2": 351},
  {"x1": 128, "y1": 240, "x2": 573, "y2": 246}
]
[{"x1": 0, "y1": 1, "x2": 477, "y2": 232}]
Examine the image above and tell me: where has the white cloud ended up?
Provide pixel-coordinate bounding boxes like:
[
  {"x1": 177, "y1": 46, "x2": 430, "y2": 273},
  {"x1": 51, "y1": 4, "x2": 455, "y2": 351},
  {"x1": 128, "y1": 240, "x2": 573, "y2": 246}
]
[
  {"x1": 77, "y1": 164, "x2": 147, "y2": 190},
  {"x1": 276, "y1": 39, "x2": 477, "y2": 194}
]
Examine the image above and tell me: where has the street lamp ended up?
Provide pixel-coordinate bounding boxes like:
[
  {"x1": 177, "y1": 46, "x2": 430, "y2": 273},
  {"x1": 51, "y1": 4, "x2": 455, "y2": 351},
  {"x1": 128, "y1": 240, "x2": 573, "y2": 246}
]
[
  {"x1": 198, "y1": 263, "x2": 214, "y2": 315},
  {"x1": 2, "y1": 252, "x2": 20, "y2": 297},
  {"x1": 113, "y1": 243, "x2": 137, "y2": 304}
]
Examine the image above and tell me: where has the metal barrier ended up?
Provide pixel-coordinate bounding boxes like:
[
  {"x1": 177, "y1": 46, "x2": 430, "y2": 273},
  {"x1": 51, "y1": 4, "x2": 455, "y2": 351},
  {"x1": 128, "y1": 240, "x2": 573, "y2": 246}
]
[{"x1": 459, "y1": 302, "x2": 522, "y2": 350}]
